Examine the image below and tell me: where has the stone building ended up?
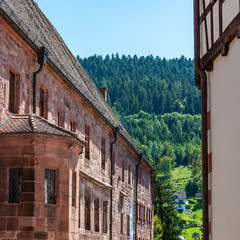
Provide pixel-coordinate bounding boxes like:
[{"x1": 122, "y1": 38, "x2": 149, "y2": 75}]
[
  {"x1": 0, "y1": 0, "x2": 154, "y2": 240},
  {"x1": 194, "y1": 0, "x2": 240, "y2": 239}
]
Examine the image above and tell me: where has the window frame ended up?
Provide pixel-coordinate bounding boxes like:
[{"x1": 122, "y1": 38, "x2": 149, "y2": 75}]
[
  {"x1": 8, "y1": 168, "x2": 22, "y2": 203},
  {"x1": 9, "y1": 71, "x2": 19, "y2": 114},
  {"x1": 101, "y1": 137, "x2": 106, "y2": 169},
  {"x1": 94, "y1": 197, "x2": 100, "y2": 232},
  {"x1": 44, "y1": 169, "x2": 57, "y2": 205},
  {"x1": 85, "y1": 192, "x2": 91, "y2": 230},
  {"x1": 85, "y1": 124, "x2": 90, "y2": 159},
  {"x1": 103, "y1": 200, "x2": 108, "y2": 233},
  {"x1": 57, "y1": 108, "x2": 65, "y2": 128}
]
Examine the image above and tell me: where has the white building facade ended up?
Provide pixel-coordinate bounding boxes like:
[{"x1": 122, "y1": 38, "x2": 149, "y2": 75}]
[{"x1": 194, "y1": 0, "x2": 240, "y2": 239}]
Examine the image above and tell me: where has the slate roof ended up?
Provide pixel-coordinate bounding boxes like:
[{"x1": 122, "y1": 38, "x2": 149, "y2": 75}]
[
  {"x1": 172, "y1": 191, "x2": 187, "y2": 199},
  {"x1": 0, "y1": 0, "x2": 153, "y2": 169},
  {"x1": 0, "y1": 114, "x2": 85, "y2": 143}
]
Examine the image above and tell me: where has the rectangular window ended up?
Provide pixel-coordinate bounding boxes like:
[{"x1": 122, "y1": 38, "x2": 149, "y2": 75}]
[
  {"x1": 127, "y1": 214, "x2": 130, "y2": 236},
  {"x1": 72, "y1": 171, "x2": 76, "y2": 207},
  {"x1": 101, "y1": 137, "x2": 106, "y2": 169},
  {"x1": 137, "y1": 202, "x2": 140, "y2": 220},
  {"x1": 85, "y1": 125, "x2": 90, "y2": 159},
  {"x1": 9, "y1": 71, "x2": 16, "y2": 113},
  {"x1": 8, "y1": 168, "x2": 22, "y2": 203},
  {"x1": 85, "y1": 193, "x2": 91, "y2": 230},
  {"x1": 70, "y1": 119, "x2": 76, "y2": 132},
  {"x1": 112, "y1": 151, "x2": 115, "y2": 171},
  {"x1": 39, "y1": 87, "x2": 48, "y2": 119},
  {"x1": 128, "y1": 164, "x2": 131, "y2": 185},
  {"x1": 39, "y1": 88, "x2": 44, "y2": 117},
  {"x1": 57, "y1": 109, "x2": 65, "y2": 128},
  {"x1": 44, "y1": 169, "x2": 56, "y2": 204},
  {"x1": 103, "y1": 201, "x2": 108, "y2": 233},
  {"x1": 120, "y1": 213, "x2": 124, "y2": 234},
  {"x1": 139, "y1": 166, "x2": 142, "y2": 185},
  {"x1": 79, "y1": 186, "x2": 81, "y2": 228},
  {"x1": 94, "y1": 198, "x2": 99, "y2": 232},
  {"x1": 122, "y1": 160, "x2": 125, "y2": 182},
  {"x1": 143, "y1": 205, "x2": 145, "y2": 224}
]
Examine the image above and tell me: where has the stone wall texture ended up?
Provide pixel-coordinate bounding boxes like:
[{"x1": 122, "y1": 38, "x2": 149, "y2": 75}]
[{"x1": 0, "y1": 14, "x2": 154, "y2": 240}]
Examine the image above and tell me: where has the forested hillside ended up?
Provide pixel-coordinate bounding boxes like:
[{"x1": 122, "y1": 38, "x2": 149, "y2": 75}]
[
  {"x1": 78, "y1": 54, "x2": 201, "y2": 116},
  {"x1": 79, "y1": 54, "x2": 202, "y2": 239},
  {"x1": 78, "y1": 54, "x2": 202, "y2": 181}
]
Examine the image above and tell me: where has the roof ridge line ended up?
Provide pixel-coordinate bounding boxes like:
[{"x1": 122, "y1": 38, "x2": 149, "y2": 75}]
[{"x1": 29, "y1": 113, "x2": 38, "y2": 132}]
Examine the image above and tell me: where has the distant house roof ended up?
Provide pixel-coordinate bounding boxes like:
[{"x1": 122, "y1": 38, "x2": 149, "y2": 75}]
[
  {"x1": 0, "y1": 0, "x2": 153, "y2": 170},
  {"x1": 172, "y1": 191, "x2": 187, "y2": 199},
  {"x1": 0, "y1": 114, "x2": 85, "y2": 144}
]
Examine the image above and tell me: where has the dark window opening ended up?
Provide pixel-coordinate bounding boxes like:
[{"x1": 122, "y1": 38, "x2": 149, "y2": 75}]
[
  {"x1": 72, "y1": 171, "x2": 76, "y2": 207},
  {"x1": 94, "y1": 198, "x2": 99, "y2": 232},
  {"x1": 122, "y1": 160, "x2": 125, "y2": 182},
  {"x1": 58, "y1": 109, "x2": 65, "y2": 128},
  {"x1": 103, "y1": 201, "x2": 108, "y2": 233},
  {"x1": 120, "y1": 213, "x2": 124, "y2": 234},
  {"x1": 70, "y1": 119, "x2": 76, "y2": 132},
  {"x1": 128, "y1": 164, "x2": 131, "y2": 185},
  {"x1": 127, "y1": 214, "x2": 130, "y2": 236},
  {"x1": 78, "y1": 184, "x2": 81, "y2": 228},
  {"x1": 44, "y1": 169, "x2": 56, "y2": 204},
  {"x1": 119, "y1": 195, "x2": 124, "y2": 213},
  {"x1": 139, "y1": 166, "x2": 142, "y2": 185},
  {"x1": 9, "y1": 71, "x2": 16, "y2": 113},
  {"x1": 39, "y1": 88, "x2": 44, "y2": 117},
  {"x1": 85, "y1": 193, "x2": 91, "y2": 230},
  {"x1": 112, "y1": 151, "x2": 115, "y2": 171},
  {"x1": 8, "y1": 168, "x2": 22, "y2": 203},
  {"x1": 101, "y1": 137, "x2": 106, "y2": 169},
  {"x1": 85, "y1": 125, "x2": 90, "y2": 159}
]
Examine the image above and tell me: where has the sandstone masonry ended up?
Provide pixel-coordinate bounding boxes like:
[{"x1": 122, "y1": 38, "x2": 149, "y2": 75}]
[{"x1": 0, "y1": 1, "x2": 154, "y2": 240}]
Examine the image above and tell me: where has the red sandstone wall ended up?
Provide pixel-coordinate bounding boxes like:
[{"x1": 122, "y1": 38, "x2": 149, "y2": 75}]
[
  {"x1": 0, "y1": 134, "x2": 84, "y2": 240},
  {"x1": 0, "y1": 15, "x2": 154, "y2": 240}
]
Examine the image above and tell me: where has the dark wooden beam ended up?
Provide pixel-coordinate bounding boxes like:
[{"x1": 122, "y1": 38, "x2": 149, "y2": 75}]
[
  {"x1": 200, "y1": 0, "x2": 217, "y2": 25},
  {"x1": 221, "y1": 42, "x2": 229, "y2": 56},
  {"x1": 219, "y1": 0, "x2": 223, "y2": 36},
  {"x1": 203, "y1": 0, "x2": 209, "y2": 51},
  {"x1": 210, "y1": 3, "x2": 214, "y2": 47}
]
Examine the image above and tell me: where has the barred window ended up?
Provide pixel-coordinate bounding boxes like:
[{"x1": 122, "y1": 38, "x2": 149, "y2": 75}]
[
  {"x1": 101, "y1": 137, "x2": 106, "y2": 169},
  {"x1": 103, "y1": 201, "x2": 108, "y2": 233},
  {"x1": 94, "y1": 197, "x2": 99, "y2": 232},
  {"x1": 85, "y1": 193, "x2": 91, "y2": 230},
  {"x1": 8, "y1": 168, "x2": 22, "y2": 203},
  {"x1": 44, "y1": 169, "x2": 56, "y2": 204}
]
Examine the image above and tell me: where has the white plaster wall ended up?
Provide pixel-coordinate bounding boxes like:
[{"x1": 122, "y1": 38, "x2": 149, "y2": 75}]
[
  {"x1": 222, "y1": 0, "x2": 239, "y2": 31},
  {"x1": 209, "y1": 38, "x2": 240, "y2": 240}
]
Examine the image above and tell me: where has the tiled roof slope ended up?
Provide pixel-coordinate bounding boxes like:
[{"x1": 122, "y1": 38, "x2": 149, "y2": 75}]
[
  {"x1": 173, "y1": 192, "x2": 187, "y2": 199},
  {"x1": 0, "y1": 114, "x2": 83, "y2": 141},
  {"x1": 0, "y1": 0, "x2": 152, "y2": 169}
]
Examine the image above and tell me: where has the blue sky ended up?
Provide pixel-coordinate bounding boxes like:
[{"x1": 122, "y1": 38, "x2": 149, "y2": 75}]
[{"x1": 37, "y1": 0, "x2": 193, "y2": 59}]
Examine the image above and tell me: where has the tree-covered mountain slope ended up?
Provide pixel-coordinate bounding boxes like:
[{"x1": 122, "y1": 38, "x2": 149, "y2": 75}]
[{"x1": 78, "y1": 54, "x2": 201, "y2": 116}]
